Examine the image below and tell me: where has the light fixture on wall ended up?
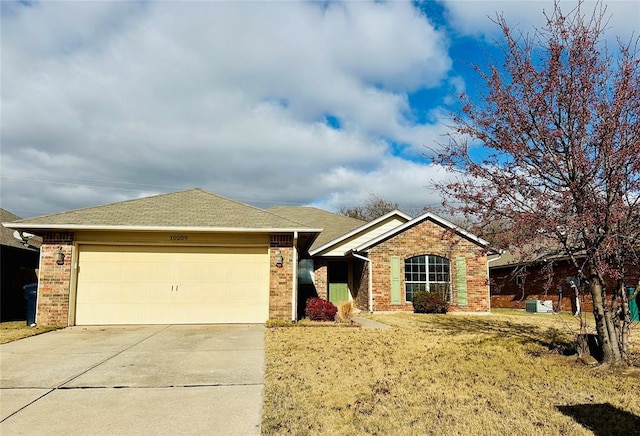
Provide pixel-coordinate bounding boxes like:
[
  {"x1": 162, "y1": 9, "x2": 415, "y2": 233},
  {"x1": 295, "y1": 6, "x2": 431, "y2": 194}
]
[
  {"x1": 55, "y1": 246, "x2": 65, "y2": 265},
  {"x1": 275, "y1": 250, "x2": 284, "y2": 268}
]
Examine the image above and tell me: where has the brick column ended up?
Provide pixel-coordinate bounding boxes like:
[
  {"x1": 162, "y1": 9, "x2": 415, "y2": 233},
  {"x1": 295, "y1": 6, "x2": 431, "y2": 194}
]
[
  {"x1": 37, "y1": 232, "x2": 74, "y2": 326},
  {"x1": 269, "y1": 235, "x2": 294, "y2": 321}
]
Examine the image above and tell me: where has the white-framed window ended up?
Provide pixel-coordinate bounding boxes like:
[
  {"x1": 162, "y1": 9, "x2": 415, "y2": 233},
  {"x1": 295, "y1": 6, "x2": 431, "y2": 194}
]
[{"x1": 404, "y1": 255, "x2": 451, "y2": 302}]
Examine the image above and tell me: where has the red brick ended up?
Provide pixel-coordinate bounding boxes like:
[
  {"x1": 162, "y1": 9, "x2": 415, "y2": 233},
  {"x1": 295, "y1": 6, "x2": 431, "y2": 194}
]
[{"x1": 367, "y1": 219, "x2": 490, "y2": 313}]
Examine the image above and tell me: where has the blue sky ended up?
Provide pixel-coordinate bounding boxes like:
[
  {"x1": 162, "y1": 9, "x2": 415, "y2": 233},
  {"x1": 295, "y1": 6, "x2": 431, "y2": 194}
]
[{"x1": 1, "y1": 0, "x2": 638, "y2": 218}]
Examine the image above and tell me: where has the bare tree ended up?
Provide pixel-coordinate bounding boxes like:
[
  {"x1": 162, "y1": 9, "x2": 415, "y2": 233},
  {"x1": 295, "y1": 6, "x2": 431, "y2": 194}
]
[
  {"x1": 435, "y1": 1, "x2": 640, "y2": 366},
  {"x1": 340, "y1": 194, "x2": 398, "y2": 221}
]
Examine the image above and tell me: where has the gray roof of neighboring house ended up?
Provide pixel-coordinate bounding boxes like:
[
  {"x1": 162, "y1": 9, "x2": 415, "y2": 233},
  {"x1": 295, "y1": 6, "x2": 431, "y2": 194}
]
[
  {"x1": 488, "y1": 241, "x2": 577, "y2": 268},
  {"x1": 269, "y1": 206, "x2": 366, "y2": 251},
  {"x1": 0, "y1": 209, "x2": 41, "y2": 250},
  {"x1": 5, "y1": 189, "x2": 318, "y2": 232}
]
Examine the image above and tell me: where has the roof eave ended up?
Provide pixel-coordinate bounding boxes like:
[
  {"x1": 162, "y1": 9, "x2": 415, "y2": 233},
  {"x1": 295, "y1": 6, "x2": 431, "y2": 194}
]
[{"x1": 3, "y1": 222, "x2": 323, "y2": 234}]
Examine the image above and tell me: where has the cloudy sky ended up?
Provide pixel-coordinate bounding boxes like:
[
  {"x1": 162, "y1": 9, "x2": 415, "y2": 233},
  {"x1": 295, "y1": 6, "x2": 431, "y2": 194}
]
[{"x1": 1, "y1": 0, "x2": 638, "y2": 218}]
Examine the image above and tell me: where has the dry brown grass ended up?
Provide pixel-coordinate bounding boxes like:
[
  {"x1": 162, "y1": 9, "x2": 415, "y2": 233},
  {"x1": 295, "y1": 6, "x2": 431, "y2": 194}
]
[
  {"x1": 262, "y1": 311, "x2": 640, "y2": 435},
  {"x1": 0, "y1": 321, "x2": 60, "y2": 344}
]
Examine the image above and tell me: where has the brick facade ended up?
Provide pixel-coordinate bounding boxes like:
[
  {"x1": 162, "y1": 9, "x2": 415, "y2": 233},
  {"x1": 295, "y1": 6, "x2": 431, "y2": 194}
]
[
  {"x1": 353, "y1": 259, "x2": 369, "y2": 311},
  {"x1": 268, "y1": 240, "x2": 295, "y2": 321},
  {"x1": 313, "y1": 259, "x2": 328, "y2": 300},
  {"x1": 36, "y1": 233, "x2": 74, "y2": 326},
  {"x1": 367, "y1": 219, "x2": 489, "y2": 313},
  {"x1": 32, "y1": 218, "x2": 493, "y2": 325},
  {"x1": 491, "y1": 259, "x2": 640, "y2": 313}
]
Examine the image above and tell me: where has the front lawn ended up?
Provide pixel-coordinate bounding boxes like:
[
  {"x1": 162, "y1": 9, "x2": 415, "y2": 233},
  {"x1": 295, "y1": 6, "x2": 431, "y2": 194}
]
[
  {"x1": 262, "y1": 312, "x2": 640, "y2": 435},
  {"x1": 0, "y1": 321, "x2": 60, "y2": 344}
]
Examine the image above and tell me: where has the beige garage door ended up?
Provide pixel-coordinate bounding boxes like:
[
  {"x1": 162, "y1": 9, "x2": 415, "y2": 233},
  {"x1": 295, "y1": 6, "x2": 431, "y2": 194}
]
[{"x1": 75, "y1": 245, "x2": 269, "y2": 325}]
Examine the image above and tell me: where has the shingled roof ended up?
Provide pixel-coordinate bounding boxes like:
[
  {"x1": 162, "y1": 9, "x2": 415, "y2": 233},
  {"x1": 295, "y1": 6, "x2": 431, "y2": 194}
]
[
  {"x1": 269, "y1": 206, "x2": 366, "y2": 251},
  {"x1": 5, "y1": 189, "x2": 318, "y2": 232},
  {"x1": 1, "y1": 209, "x2": 41, "y2": 250}
]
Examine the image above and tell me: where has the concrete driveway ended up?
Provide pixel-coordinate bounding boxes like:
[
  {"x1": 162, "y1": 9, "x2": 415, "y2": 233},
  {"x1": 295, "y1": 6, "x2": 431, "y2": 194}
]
[{"x1": 0, "y1": 325, "x2": 265, "y2": 435}]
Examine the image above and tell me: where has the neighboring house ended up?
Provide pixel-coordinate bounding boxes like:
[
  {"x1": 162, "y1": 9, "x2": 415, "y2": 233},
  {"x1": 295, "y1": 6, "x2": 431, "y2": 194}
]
[
  {"x1": 1, "y1": 209, "x2": 41, "y2": 321},
  {"x1": 489, "y1": 248, "x2": 640, "y2": 313},
  {"x1": 3, "y1": 189, "x2": 493, "y2": 326}
]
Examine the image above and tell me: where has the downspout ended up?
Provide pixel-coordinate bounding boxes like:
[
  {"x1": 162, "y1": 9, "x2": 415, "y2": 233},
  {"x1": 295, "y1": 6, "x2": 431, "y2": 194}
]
[
  {"x1": 291, "y1": 231, "x2": 299, "y2": 323},
  {"x1": 352, "y1": 252, "x2": 373, "y2": 313},
  {"x1": 68, "y1": 244, "x2": 79, "y2": 326}
]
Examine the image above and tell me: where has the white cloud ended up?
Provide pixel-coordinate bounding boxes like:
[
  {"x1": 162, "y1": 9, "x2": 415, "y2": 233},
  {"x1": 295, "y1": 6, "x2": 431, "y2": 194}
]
[
  {"x1": 443, "y1": 0, "x2": 639, "y2": 42},
  {"x1": 1, "y1": 1, "x2": 454, "y2": 216},
  {"x1": 311, "y1": 157, "x2": 453, "y2": 215}
]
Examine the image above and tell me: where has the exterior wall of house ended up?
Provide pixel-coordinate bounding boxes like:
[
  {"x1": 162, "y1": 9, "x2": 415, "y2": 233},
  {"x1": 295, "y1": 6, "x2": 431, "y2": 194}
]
[
  {"x1": 269, "y1": 244, "x2": 294, "y2": 321},
  {"x1": 74, "y1": 231, "x2": 269, "y2": 246},
  {"x1": 353, "y1": 259, "x2": 369, "y2": 311},
  {"x1": 34, "y1": 231, "x2": 294, "y2": 326},
  {"x1": 367, "y1": 219, "x2": 489, "y2": 313},
  {"x1": 310, "y1": 257, "x2": 368, "y2": 312},
  {"x1": 36, "y1": 232, "x2": 74, "y2": 326},
  {"x1": 313, "y1": 259, "x2": 328, "y2": 300},
  {"x1": 491, "y1": 260, "x2": 640, "y2": 313}
]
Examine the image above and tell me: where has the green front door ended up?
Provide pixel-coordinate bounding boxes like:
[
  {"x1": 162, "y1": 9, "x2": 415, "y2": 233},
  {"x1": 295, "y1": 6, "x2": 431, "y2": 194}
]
[
  {"x1": 329, "y1": 283, "x2": 349, "y2": 306},
  {"x1": 328, "y1": 261, "x2": 350, "y2": 306}
]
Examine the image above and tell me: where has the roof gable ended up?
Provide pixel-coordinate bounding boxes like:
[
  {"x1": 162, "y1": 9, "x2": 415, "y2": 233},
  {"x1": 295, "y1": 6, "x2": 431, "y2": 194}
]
[
  {"x1": 353, "y1": 211, "x2": 492, "y2": 252},
  {"x1": 5, "y1": 189, "x2": 317, "y2": 232},
  {"x1": 308, "y1": 209, "x2": 412, "y2": 256},
  {"x1": 269, "y1": 206, "x2": 365, "y2": 251}
]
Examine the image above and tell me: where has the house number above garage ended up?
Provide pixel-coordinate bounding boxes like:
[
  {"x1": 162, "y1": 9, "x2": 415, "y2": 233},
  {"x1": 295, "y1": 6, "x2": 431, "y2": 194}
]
[{"x1": 170, "y1": 235, "x2": 188, "y2": 241}]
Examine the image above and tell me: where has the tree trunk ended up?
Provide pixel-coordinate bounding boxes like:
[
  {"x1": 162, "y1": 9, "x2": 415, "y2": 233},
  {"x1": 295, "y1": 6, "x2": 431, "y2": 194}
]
[{"x1": 589, "y1": 266, "x2": 624, "y2": 366}]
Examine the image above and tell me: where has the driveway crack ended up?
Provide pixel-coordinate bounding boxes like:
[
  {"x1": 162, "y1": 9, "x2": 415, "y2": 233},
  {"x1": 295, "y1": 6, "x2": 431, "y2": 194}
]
[{"x1": 56, "y1": 383, "x2": 264, "y2": 389}]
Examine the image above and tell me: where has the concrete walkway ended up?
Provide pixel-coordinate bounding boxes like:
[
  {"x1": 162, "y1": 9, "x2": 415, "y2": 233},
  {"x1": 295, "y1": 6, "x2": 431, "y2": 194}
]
[
  {"x1": 352, "y1": 316, "x2": 393, "y2": 330},
  {"x1": 0, "y1": 325, "x2": 265, "y2": 435}
]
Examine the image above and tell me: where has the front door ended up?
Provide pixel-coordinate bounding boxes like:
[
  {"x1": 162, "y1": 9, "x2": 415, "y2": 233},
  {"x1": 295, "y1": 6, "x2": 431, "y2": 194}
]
[{"x1": 328, "y1": 261, "x2": 350, "y2": 306}]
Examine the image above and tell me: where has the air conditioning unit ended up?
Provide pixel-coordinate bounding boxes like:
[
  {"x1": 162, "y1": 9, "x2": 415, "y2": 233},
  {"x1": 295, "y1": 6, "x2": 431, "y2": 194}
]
[{"x1": 525, "y1": 300, "x2": 553, "y2": 313}]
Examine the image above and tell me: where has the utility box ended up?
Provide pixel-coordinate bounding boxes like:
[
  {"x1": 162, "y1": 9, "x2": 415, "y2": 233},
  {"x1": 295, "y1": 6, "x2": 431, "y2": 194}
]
[
  {"x1": 629, "y1": 287, "x2": 638, "y2": 322},
  {"x1": 525, "y1": 299, "x2": 553, "y2": 313}
]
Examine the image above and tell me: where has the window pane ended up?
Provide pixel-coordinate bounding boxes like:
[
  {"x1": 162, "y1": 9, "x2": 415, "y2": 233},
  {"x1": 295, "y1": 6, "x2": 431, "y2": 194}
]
[
  {"x1": 428, "y1": 255, "x2": 450, "y2": 282},
  {"x1": 405, "y1": 255, "x2": 451, "y2": 303}
]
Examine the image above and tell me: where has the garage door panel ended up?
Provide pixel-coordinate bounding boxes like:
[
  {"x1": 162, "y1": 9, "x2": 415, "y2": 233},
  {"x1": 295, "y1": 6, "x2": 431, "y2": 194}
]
[{"x1": 75, "y1": 244, "x2": 269, "y2": 325}]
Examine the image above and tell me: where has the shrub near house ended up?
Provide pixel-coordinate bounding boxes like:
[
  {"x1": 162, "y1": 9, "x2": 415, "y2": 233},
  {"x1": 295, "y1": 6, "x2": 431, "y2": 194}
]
[
  {"x1": 412, "y1": 291, "x2": 448, "y2": 314},
  {"x1": 305, "y1": 298, "x2": 338, "y2": 321}
]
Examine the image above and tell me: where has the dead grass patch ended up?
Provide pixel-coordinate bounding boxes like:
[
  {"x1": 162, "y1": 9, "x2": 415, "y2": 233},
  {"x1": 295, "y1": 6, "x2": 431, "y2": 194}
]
[
  {"x1": 266, "y1": 319, "x2": 360, "y2": 328},
  {"x1": 262, "y1": 312, "x2": 640, "y2": 435},
  {"x1": 0, "y1": 321, "x2": 61, "y2": 344}
]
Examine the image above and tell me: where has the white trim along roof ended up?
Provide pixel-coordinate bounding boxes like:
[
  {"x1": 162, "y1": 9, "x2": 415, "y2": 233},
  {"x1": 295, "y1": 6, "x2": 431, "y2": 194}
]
[{"x1": 3, "y1": 223, "x2": 322, "y2": 234}]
